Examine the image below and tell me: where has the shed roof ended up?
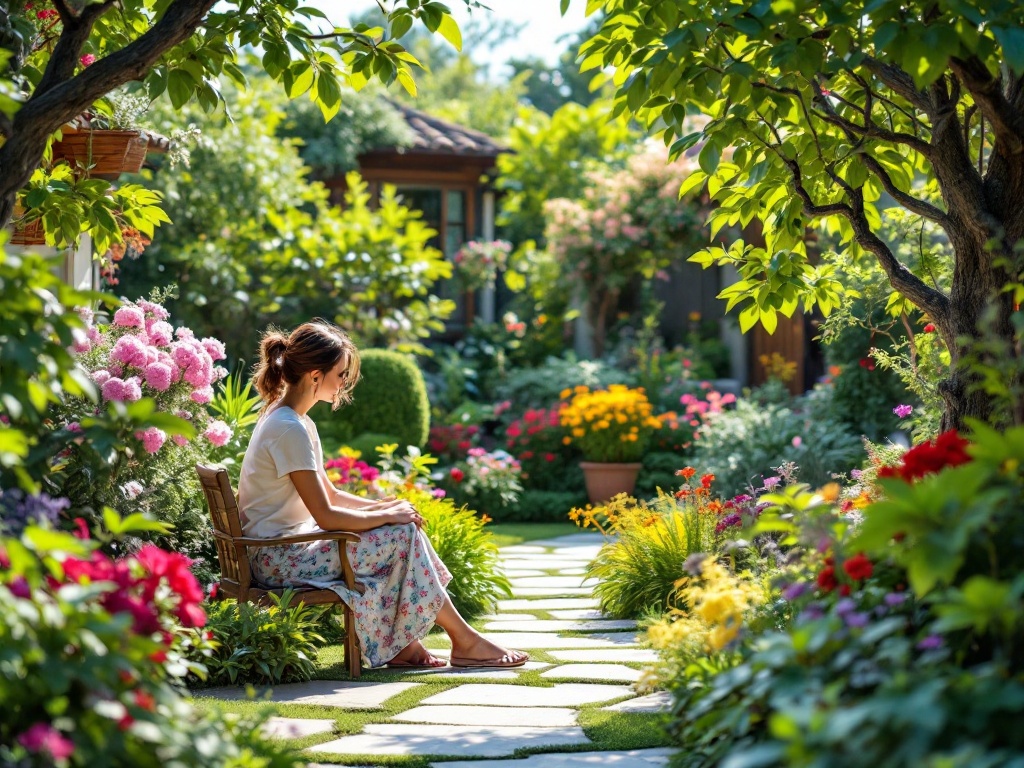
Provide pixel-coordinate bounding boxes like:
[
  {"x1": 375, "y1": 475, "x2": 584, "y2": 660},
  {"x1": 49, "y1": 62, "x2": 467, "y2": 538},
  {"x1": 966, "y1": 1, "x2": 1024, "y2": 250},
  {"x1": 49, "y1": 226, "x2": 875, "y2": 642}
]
[{"x1": 384, "y1": 99, "x2": 507, "y2": 158}]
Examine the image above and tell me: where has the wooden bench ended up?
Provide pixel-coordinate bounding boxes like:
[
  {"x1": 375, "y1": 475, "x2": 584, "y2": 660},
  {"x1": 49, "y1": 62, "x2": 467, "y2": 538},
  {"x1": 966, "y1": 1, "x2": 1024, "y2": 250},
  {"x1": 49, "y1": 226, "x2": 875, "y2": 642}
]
[{"x1": 195, "y1": 463, "x2": 363, "y2": 678}]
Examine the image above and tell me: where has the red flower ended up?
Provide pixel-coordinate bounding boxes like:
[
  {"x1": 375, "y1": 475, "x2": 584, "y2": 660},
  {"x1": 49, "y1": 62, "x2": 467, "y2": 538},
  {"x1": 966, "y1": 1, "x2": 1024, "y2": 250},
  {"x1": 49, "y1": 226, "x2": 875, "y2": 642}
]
[
  {"x1": 133, "y1": 689, "x2": 156, "y2": 711},
  {"x1": 816, "y1": 566, "x2": 838, "y2": 592},
  {"x1": 843, "y1": 553, "x2": 874, "y2": 581},
  {"x1": 450, "y1": 468, "x2": 464, "y2": 482},
  {"x1": 544, "y1": 452, "x2": 556, "y2": 462},
  {"x1": 858, "y1": 357, "x2": 876, "y2": 371},
  {"x1": 879, "y1": 430, "x2": 971, "y2": 482},
  {"x1": 700, "y1": 473, "x2": 715, "y2": 489},
  {"x1": 72, "y1": 517, "x2": 90, "y2": 540},
  {"x1": 676, "y1": 467, "x2": 697, "y2": 480},
  {"x1": 839, "y1": 584, "x2": 851, "y2": 596},
  {"x1": 923, "y1": 323, "x2": 936, "y2": 333},
  {"x1": 208, "y1": 581, "x2": 219, "y2": 599}
]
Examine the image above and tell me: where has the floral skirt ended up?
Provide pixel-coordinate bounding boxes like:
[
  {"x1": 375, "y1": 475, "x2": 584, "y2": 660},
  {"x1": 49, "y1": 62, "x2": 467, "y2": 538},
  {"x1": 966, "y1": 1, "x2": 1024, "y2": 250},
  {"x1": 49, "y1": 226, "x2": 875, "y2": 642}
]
[{"x1": 250, "y1": 523, "x2": 452, "y2": 668}]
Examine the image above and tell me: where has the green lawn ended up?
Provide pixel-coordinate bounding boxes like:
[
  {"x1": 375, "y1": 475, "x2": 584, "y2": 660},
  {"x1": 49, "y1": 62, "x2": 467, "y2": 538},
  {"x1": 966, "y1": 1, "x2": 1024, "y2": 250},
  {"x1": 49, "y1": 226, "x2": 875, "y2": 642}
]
[{"x1": 486, "y1": 521, "x2": 585, "y2": 548}]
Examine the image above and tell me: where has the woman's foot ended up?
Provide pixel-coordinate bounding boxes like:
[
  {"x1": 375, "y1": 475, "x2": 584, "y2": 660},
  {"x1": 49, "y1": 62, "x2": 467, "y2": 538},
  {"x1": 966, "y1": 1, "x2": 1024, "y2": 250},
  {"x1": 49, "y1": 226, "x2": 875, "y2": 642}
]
[
  {"x1": 449, "y1": 633, "x2": 529, "y2": 668},
  {"x1": 386, "y1": 640, "x2": 447, "y2": 668}
]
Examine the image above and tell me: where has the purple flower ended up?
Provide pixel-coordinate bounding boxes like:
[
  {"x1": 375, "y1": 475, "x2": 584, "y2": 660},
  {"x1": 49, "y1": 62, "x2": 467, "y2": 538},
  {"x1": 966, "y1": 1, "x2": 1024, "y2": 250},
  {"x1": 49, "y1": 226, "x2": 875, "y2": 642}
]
[
  {"x1": 850, "y1": 469, "x2": 863, "y2": 480},
  {"x1": 884, "y1": 592, "x2": 908, "y2": 607},
  {"x1": 763, "y1": 476, "x2": 781, "y2": 491},
  {"x1": 799, "y1": 603, "x2": 825, "y2": 621},
  {"x1": 835, "y1": 598, "x2": 857, "y2": 615},
  {"x1": 714, "y1": 512, "x2": 742, "y2": 533},
  {"x1": 893, "y1": 404, "x2": 913, "y2": 419},
  {"x1": 917, "y1": 634, "x2": 944, "y2": 650},
  {"x1": 843, "y1": 611, "x2": 870, "y2": 628},
  {"x1": 781, "y1": 582, "x2": 811, "y2": 601}
]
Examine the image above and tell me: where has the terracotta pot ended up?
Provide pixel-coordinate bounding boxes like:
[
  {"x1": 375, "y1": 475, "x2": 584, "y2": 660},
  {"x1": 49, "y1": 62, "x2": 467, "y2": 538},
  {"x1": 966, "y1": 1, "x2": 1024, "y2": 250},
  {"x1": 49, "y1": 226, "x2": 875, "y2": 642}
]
[
  {"x1": 579, "y1": 460, "x2": 643, "y2": 505},
  {"x1": 52, "y1": 127, "x2": 148, "y2": 180}
]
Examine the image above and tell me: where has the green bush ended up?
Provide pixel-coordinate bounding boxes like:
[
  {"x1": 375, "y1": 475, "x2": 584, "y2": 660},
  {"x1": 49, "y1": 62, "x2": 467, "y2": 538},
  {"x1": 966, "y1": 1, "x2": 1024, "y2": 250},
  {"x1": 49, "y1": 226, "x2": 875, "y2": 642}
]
[
  {"x1": 188, "y1": 591, "x2": 329, "y2": 687},
  {"x1": 497, "y1": 489, "x2": 588, "y2": 523},
  {"x1": 635, "y1": 451, "x2": 686, "y2": 500},
  {"x1": 342, "y1": 432, "x2": 404, "y2": 465},
  {"x1": 0, "y1": 519, "x2": 300, "y2": 768},
  {"x1": 320, "y1": 349, "x2": 429, "y2": 450},
  {"x1": 693, "y1": 396, "x2": 863, "y2": 495},
  {"x1": 417, "y1": 493, "x2": 512, "y2": 621}
]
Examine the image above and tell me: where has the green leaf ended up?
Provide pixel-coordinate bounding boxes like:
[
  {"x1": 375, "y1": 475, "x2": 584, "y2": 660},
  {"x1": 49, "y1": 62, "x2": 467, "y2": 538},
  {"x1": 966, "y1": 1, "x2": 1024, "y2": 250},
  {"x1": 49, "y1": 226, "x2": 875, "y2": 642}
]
[
  {"x1": 698, "y1": 140, "x2": 721, "y2": 174},
  {"x1": 167, "y1": 69, "x2": 194, "y2": 109},
  {"x1": 436, "y1": 14, "x2": 462, "y2": 51}
]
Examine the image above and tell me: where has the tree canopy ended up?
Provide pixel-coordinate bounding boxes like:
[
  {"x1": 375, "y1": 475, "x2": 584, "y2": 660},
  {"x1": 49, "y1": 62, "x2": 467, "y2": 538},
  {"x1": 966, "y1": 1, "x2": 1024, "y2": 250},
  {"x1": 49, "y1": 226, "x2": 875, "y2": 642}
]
[
  {"x1": 580, "y1": 0, "x2": 1024, "y2": 428},
  {"x1": 0, "y1": 0, "x2": 474, "y2": 228}
]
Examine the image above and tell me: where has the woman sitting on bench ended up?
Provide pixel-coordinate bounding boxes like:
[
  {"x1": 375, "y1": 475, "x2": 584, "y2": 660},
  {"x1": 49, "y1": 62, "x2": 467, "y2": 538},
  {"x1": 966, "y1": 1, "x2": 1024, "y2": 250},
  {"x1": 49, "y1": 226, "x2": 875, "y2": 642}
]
[{"x1": 237, "y1": 319, "x2": 527, "y2": 670}]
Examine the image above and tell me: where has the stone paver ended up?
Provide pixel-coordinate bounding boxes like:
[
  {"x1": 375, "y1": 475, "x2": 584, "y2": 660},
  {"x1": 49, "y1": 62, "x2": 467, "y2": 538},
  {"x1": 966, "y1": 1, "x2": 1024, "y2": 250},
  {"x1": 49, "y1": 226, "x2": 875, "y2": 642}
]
[
  {"x1": 483, "y1": 619, "x2": 638, "y2": 633},
  {"x1": 421, "y1": 683, "x2": 633, "y2": 708},
  {"x1": 550, "y1": 609, "x2": 614, "y2": 620},
  {"x1": 501, "y1": 569, "x2": 549, "y2": 577},
  {"x1": 382, "y1": 661, "x2": 551, "y2": 680},
  {"x1": 499, "y1": 597, "x2": 601, "y2": 611},
  {"x1": 602, "y1": 691, "x2": 673, "y2": 713},
  {"x1": 509, "y1": 576, "x2": 599, "y2": 589},
  {"x1": 500, "y1": 545, "x2": 550, "y2": 553},
  {"x1": 310, "y1": 724, "x2": 591, "y2": 757},
  {"x1": 551, "y1": 649, "x2": 660, "y2": 663},
  {"x1": 425, "y1": 632, "x2": 635, "y2": 650},
  {"x1": 262, "y1": 717, "x2": 335, "y2": 739},
  {"x1": 201, "y1": 680, "x2": 418, "y2": 709},
  {"x1": 499, "y1": 558, "x2": 597, "y2": 570},
  {"x1": 510, "y1": 586, "x2": 595, "y2": 597},
  {"x1": 540, "y1": 664, "x2": 643, "y2": 683},
  {"x1": 430, "y1": 747, "x2": 678, "y2": 768},
  {"x1": 394, "y1": 705, "x2": 578, "y2": 727},
  {"x1": 528, "y1": 534, "x2": 607, "y2": 548}
]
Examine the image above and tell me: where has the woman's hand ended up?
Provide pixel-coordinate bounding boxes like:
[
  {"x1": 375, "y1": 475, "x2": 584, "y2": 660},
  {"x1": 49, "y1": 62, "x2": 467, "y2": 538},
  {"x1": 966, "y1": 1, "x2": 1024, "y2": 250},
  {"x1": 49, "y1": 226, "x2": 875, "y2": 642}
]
[{"x1": 384, "y1": 499, "x2": 424, "y2": 529}]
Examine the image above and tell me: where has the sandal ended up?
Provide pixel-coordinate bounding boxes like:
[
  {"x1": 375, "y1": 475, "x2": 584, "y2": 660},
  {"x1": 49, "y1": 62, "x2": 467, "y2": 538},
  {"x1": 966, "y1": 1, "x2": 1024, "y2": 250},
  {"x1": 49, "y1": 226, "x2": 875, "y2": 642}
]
[
  {"x1": 385, "y1": 653, "x2": 447, "y2": 670},
  {"x1": 448, "y1": 651, "x2": 529, "y2": 669}
]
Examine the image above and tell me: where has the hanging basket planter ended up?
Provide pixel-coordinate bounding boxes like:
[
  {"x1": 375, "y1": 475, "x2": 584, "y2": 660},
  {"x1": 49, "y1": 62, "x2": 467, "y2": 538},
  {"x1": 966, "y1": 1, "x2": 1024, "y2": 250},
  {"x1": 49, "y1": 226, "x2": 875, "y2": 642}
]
[
  {"x1": 52, "y1": 126, "x2": 148, "y2": 180},
  {"x1": 10, "y1": 217, "x2": 46, "y2": 246}
]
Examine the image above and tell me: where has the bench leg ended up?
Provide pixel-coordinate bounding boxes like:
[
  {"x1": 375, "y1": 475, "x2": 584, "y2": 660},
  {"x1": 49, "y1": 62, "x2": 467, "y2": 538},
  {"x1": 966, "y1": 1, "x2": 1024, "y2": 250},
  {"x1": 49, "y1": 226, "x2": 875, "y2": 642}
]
[{"x1": 344, "y1": 604, "x2": 361, "y2": 678}]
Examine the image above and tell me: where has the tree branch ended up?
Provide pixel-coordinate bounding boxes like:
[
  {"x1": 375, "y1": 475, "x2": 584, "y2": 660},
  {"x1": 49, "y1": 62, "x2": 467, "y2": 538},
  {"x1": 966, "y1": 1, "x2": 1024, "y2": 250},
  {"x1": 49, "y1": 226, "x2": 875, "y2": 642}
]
[
  {"x1": 949, "y1": 55, "x2": 1024, "y2": 156},
  {"x1": 860, "y1": 153, "x2": 949, "y2": 225},
  {"x1": 811, "y1": 78, "x2": 933, "y2": 157},
  {"x1": 861, "y1": 57, "x2": 932, "y2": 114},
  {"x1": 50, "y1": 0, "x2": 76, "y2": 26},
  {"x1": 33, "y1": 0, "x2": 118, "y2": 97}
]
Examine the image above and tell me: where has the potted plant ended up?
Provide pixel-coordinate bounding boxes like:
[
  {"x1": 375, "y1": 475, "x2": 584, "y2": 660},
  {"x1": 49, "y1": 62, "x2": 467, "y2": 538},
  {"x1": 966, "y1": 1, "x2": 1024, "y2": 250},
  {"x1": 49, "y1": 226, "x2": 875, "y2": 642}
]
[
  {"x1": 51, "y1": 90, "x2": 152, "y2": 180},
  {"x1": 559, "y1": 384, "x2": 664, "y2": 504}
]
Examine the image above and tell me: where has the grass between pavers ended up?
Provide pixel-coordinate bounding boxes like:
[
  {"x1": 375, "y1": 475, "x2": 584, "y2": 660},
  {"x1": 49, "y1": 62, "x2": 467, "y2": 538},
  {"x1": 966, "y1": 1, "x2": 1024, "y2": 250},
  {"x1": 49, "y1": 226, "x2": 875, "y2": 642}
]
[{"x1": 488, "y1": 522, "x2": 583, "y2": 548}]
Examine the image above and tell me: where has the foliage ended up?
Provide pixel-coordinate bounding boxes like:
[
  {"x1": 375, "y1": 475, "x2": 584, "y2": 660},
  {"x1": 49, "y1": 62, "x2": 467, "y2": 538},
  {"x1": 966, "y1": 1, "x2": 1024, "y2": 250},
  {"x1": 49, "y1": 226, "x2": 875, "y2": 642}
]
[
  {"x1": 278, "y1": 88, "x2": 414, "y2": 178},
  {"x1": 426, "y1": 422, "x2": 481, "y2": 464},
  {"x1": 571, "y1": 487, "x2": 722, "y2": 620},
  {"x1": 324, "y1": 448, "x2": 381, "y2": 494},
  {"x1": 544, "y1": 142, "x2": 707, "y2": 355},
  {"x1": 16, "y1": 164, "x2": 169, "y2": 279},
  {"x1": 581, "y1": 0, "x2": 1024, "y2": 428},
  {"x1": 413, "y1": 490, "x2": 512, "y2": 621},
  {"x1": 440, "y1": 448, "x2": 523, "y2": 519},
  {"x1": 207, "y1": 369, "x2": 263, "y2": 486},
  {"x1": 123, "y1": 78, "x2": 452, "y2": 363},
  {"x1": 496, "y1": 355, "x2": 635, "y2": 415},
  {"x1": 0, "y1": 515, "x2": 298, "y2": 767},
  {"x1": 495, "y1": 101, "x2": 634, "y2": 247},
  {"x1": 504, "y1": 404, "x2": 584, "y2": 493},
  {"x1": 319, "y1": 349, "x2": 430, "y2": 452},
  {"x1": 559, "y1": 384, "x2": 663, "y2": 463},
  {"x1": 452, "y1": 239, "x2": 512, "y2": 291},
  {"x1": 693, "y1": 395, "x2": 863, "y2": 496},
  {"x1": 499, "y1": 489, "x2": 589, "y2": 524},
  {"x1": 189, "y1": 591, "x2": 328, "y2": 687}
]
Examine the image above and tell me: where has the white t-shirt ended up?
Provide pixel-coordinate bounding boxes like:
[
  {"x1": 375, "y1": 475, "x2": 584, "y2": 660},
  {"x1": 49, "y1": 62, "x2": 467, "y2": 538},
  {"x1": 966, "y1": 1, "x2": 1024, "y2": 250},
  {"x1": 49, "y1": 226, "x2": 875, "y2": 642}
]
[{"x1": 237, "y1": 406, "x2": 323, "y2": 539}]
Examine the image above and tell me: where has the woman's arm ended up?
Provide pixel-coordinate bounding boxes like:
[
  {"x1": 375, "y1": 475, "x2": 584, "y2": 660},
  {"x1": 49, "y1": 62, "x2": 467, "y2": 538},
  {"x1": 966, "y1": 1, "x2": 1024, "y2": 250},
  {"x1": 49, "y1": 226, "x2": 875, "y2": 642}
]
[{"x1": 291, "y1": 470, "x2": 421, "y2": 532}]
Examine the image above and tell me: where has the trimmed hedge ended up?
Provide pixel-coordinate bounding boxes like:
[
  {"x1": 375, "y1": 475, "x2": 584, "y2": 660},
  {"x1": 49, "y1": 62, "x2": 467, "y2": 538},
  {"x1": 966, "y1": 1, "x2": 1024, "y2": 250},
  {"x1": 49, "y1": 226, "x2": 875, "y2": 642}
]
[{"x1": 321, "y1": 349, "x2": 430, "y2": 450}]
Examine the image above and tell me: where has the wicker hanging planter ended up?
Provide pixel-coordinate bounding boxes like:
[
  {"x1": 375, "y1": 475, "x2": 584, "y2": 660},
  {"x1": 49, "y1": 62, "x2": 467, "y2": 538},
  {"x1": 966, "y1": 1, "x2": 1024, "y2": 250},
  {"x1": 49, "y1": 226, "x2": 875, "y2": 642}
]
[
  {"x1": 52, "y1": 126, "x2": 148, "y2": 180},
  {"x1": 10, "y1": 218, "x2": 46, "y2": 246}
]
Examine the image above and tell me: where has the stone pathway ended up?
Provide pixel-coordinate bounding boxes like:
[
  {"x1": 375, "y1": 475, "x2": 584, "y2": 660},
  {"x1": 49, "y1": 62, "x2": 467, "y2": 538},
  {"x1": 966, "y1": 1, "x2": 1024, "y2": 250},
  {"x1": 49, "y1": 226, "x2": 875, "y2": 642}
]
[{"x1": 199, "y1": 532, "x2": 674, "y2": 766}]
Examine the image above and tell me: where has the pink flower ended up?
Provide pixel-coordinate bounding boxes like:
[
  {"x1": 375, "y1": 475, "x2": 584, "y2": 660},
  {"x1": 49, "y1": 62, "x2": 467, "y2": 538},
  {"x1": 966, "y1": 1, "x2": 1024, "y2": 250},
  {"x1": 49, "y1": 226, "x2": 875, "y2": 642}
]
[
  {"x1": 101, "y1": 377, "x2": 127, "y2": 402},
  {"x1": 203, "y1": 420, "x2": 232, "y2": 447},
  {"x1": 110, "y1": 335, "x2": 149, "y2": 368},
  {"x1": 172, "y1": 434, "x2": 189, "y2": 447},
  {"x1": 143, "y1": 363, "x2": 173, "y2": 392},
  {"x1": 67, "y1": 421, "x2": 82, "y2": 433},
  {"x1": 201, "y1": 337, "x2": 226, "y2": 361},
  {"x1": 122, "y1": 376, "x2": 142, "y2": 401},
  {"x1": 121, "y1": 481, "x2": 145, "y2": 499},
  {"x1": 792, "y1": 436, "x2": 803, "y2": 448},
  {"x1": 138, "y1": 299, "x2": 170, "y2": 320},
  {"x1": 135, "y1": 427, "x2": 166, "y2": 454},
  {"x1": 70, "y1": 328, "x2": 91, "y2": 353},
  {"x1": 17, "y1": 723, "x2": 74, "y2": 760},
  {"x1": 183, "y1": 361, "x2": 212, "y2": 388},
  {"x1": 113, "y1": 306, "x2": 145, "y2": 329},
  {"x1": 87, "y1": 325, "x2": 104, "y2": 344},
  {"x1": 893, "y1": 404, "x2": 913, "y2": 419},
  {"x1": 175, "y1": 326, "x2": 195, "y2": 340},
  {"x1": 92, "y1": 369, "x2": 111, "y2": 386},
  {"x1": 190, "y1": 386, "x2": 213, "y2": 404},
  {"x1": 79, "y1": 53, "x2": 96, "y2": 67},
  {"x1": 146, "y1": 320, "x2": 174, "y2": 347}
]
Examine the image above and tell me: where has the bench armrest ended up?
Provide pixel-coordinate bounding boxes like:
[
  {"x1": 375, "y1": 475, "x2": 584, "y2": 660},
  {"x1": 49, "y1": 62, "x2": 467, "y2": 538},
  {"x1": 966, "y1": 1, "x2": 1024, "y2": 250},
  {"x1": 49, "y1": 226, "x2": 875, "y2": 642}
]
[{"x1": 215, "y1": 529, "x2": 361, "y2": 547}]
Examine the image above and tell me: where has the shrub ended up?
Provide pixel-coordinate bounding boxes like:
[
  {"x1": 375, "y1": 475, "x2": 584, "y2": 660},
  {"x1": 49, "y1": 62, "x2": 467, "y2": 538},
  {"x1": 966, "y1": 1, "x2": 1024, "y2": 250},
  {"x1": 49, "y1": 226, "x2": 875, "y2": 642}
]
[
  {"x1": 320, "y1": 349, "x2": 429, "y2": 450},
  {"x1": 440, "y1": 448, "x2": 524, "y2": 519},
  {"x1": 427, "y1": 422, "x2": 481, "y2": 463},
  {"x1": 499, "y1": 489, "x2": 589, "y2": 523},
  {"x1": 189, "y1": 591, "x2": 329, "y2": 687},
  {"x1": 504, "y1": 404, "x2": 583, "y2": 492},
  {"x1": 416, "y1": 492, "x2": 512, "y2": 620},
  {"x1": 0, "y1": 516, "x2": 299, "y2": 767},
  {"x1": 496, "y1": 355, "x2": 636, "y2": 414},
  {"x1": 693, "y1": 396, "x2": 863, "y2": 496},
  {"x1": 572, "y1": 489, "x2": 722, "y2": 619},
  {"x1": 635, "y1": 451, "x2": 687, "y2": 500},
  {"x1": 343, "y1": 432, "x2": 403, "y2": 466}
]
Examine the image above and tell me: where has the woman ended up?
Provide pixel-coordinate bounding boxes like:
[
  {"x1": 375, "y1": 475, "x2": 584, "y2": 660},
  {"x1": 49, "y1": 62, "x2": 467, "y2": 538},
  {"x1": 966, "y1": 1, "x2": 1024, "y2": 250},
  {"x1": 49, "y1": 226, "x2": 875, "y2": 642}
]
[{"x1": 237, "y1": 320, "x2": 527, "y2": 670}]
